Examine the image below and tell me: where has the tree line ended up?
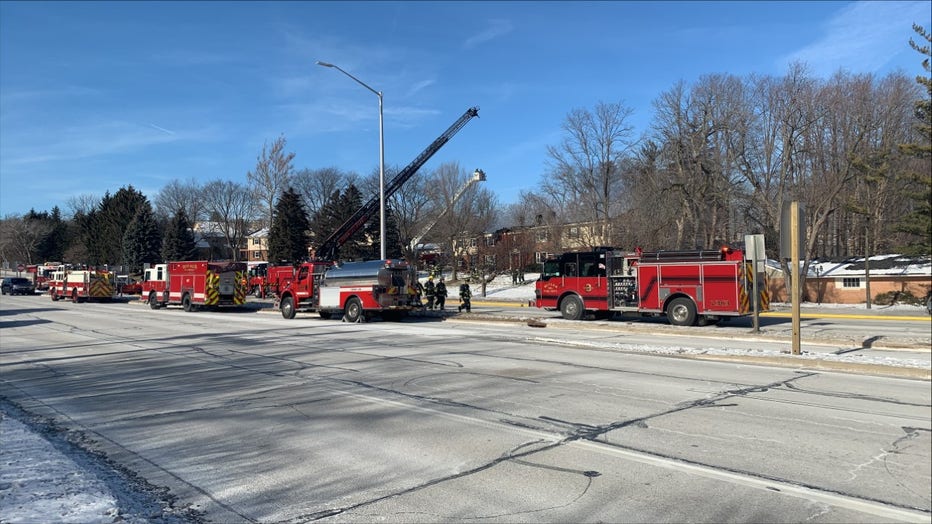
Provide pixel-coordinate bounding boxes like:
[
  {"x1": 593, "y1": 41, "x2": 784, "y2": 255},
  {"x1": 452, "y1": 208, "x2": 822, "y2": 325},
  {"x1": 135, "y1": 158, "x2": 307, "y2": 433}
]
[
  {"x1": 2, "y1": 26, "x2": 929, "y2": 278},
  {"x1": 511, "y1": 25, "x2": 931, "y2": 281}
]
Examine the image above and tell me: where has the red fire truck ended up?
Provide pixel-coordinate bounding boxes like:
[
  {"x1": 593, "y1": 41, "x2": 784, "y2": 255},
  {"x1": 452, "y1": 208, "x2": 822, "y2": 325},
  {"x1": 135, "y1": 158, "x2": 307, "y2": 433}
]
[
  {"x1": 142, "y1": 261, "x2": 248, "y2": 311},
  {"x1": 48, "y1": 266, "x2": 116, "y2": 302},
  {"x1": 535, "y1": 246, "x2": 768, "y2": 326},
  {"x1": 246, "y1": 263, "x2": 298, "y2": 299},
  {"x1": 278, "y1": 259, "x2": 417, "y2": 322},
  {"x1": 26, "y1": 262, "x2": 60, "y2": 292}
]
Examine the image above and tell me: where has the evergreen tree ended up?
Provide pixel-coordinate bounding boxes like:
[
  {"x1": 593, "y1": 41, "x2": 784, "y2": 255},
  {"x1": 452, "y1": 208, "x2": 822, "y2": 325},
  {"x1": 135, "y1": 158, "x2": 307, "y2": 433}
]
[
  {"x1": 104, "y1": 186, "x2": 149, "y2": 264},
  {"x1": 384, "y1": 203, "x2": 403, "y2": 259},
  {"x1": 896, "y1": 24, "x2": 932, "y2": 255},
  {"x1": 76, "y1": 202, "x2": 105, "y2": 265},
  {"x1": 40, "y1": 206, "x2": 68, "y2": 262},
  {"x1": 310, "y1": 189, "x2": 343, "y2": 258},
  {"x1": 339, "y1": 184, "x2": 375, "y2": 260},
  {"x1": 268, "y1": 187, "x2": 310, "y2": 263},
  {"x1": 75, "y1": 186, "x2": 150, "y2": 265},
  {"x1": 24, "y1": 208, "x2": 67, "y2": 262},
  {"x1": 310, "y1": 184, "x2": 375, "y2": 261},
  {"x1": 161, "y1": 208, "x2": 198, "y2": 261},
  {"x1": 121, "y1": 204, "x2": 162, "y2": 274}
]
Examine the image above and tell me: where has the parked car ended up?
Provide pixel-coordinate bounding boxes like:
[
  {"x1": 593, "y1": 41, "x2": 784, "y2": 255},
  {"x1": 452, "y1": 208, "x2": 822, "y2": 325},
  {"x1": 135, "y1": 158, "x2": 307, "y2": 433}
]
[
  {"x1": 1, "y1": 277, "x2": 36, "y2": 295},
  {"x1": 116, "y1": 275, "x2": 142, "y2": 295}
]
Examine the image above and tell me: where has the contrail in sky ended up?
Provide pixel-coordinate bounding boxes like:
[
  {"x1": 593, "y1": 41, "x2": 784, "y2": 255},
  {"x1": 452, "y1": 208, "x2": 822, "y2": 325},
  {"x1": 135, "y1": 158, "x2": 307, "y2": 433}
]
[{"x1": 148, "y1": 123, "x2": 175, "y2": 135}]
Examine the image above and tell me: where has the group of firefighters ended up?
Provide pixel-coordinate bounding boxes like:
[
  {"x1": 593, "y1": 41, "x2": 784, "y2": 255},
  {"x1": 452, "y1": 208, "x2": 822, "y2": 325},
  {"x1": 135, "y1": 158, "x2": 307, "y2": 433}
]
[{"x1": 412, "y1": 276, "x2": 472, "y2": 313}]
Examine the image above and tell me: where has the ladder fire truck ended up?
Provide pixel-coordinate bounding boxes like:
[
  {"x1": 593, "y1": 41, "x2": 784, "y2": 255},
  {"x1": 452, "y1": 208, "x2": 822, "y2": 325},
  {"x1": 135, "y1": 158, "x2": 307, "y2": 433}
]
[
  {"x1": 535, "y1": 246, "x2": 769, "y2": 326},
  {"x1": 277, "y1": 106, "x2": 480, "y2": 322},
  {"x1": 142, "y1": 261, "x2": 248, "y2": 312},
  {"x1": 48, "y1": 266, "x2": 117, "y2": 303}
]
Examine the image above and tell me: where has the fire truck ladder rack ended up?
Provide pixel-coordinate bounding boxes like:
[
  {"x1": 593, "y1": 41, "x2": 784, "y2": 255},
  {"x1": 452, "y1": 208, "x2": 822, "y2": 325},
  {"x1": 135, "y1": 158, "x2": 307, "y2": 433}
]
[
  {"x1": 316, "y1": 106, "x2": 480, "y2": 261},
  {"x1": 638, "y1": 249, "x2": 728, "y2": 262}
]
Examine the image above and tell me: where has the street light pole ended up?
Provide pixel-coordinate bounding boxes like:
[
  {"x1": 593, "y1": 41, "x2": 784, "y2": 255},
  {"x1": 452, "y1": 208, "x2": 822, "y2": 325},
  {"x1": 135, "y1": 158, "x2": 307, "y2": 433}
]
[{"x1": 316, "y1": 61, "x2": 386, "y2": 260}]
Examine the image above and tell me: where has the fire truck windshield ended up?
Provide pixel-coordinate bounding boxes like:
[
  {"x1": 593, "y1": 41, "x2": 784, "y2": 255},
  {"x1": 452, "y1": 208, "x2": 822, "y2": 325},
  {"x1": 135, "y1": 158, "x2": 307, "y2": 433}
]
[{"x1": 541, "y1": 260, "x2": 562, "y2": 278}]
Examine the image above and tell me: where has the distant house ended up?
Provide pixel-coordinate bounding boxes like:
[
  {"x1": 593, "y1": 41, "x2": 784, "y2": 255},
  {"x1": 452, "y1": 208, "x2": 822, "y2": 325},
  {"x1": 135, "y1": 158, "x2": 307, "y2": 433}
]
[
  {"x1": 242, "y1": 228, "x2": 269, "y2": 262},
  {"x1": 191, "y1": 222, "x2": 228, "y2": 260},
  {"x1": 767, "y1": 255, "x2": 932, "y2": 304}
]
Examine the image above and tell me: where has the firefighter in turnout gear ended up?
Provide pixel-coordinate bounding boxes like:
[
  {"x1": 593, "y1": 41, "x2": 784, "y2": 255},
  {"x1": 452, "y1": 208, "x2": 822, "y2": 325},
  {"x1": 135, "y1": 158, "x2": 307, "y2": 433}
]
[
  {"x1": 412, "y1": 279, "x2": 425, "y2": 308},
  {"x1": 424, "y1": 276, "x2": 436, "y2": 310},
  {"x1": 435, "y1": 277, "x2": 448, "y2": 310},
  {"x1": 458, "y1": 282, "x2": 472, "y2": 313}
]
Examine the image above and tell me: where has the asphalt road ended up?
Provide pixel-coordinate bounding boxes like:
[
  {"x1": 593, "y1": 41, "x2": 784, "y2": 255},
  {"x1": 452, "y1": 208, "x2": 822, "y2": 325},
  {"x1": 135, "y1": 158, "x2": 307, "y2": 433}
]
[{"x1": 1, "y1": 296, "x2": 930, "y2": 523}]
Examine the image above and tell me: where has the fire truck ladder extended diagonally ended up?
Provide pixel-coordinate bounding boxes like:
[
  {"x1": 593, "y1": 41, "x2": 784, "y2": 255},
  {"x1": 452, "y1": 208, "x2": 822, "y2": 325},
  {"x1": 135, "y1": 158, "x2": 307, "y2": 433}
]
[{"x1": 315, "y1": 106, "x2": 480, "y2": 261}]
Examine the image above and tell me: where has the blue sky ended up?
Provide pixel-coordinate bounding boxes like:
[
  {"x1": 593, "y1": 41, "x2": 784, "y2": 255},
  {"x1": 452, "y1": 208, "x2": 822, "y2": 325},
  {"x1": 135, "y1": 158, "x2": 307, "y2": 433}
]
[{"x1": 1, "y1": 1, "x2": 929, "y2": 217}]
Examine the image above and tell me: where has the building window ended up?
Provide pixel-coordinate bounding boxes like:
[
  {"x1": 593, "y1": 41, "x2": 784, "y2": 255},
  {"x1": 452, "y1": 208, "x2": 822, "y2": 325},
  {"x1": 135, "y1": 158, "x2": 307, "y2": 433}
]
[
  {"x1": 569, "y1": 226, "x2": 579, "y2": 238},
  {"x1": 485, "y1": 236, "x2": 495, "y2": 247},
  {"x1": 536, "y1": 230, "x2": 549, "y2": 243},
  {"x1": 841, "y1": 277, "x2": 862, "y2": 288},
  {"x1": 252, "y1": 251, "x2": 261, "y2": 259}
]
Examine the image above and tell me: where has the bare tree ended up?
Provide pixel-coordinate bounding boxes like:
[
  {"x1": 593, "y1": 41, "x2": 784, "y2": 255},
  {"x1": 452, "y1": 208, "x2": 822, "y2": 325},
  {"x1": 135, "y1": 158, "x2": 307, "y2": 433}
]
[
  {"x1": 154, "y1": 178, "x2": 204, "y2": 224},
  {"x1": 545, "y1": 100, "x2": 636, "y2": 247},
  {"x1": 247, "y1": 134, "x2": 295, "y2": 230},
  {"x1": 65, "y1": 194, "x2": 99, "y2": 220},
  {"x1": 425, "y1": 162, "x2": 498, "y2": 280},
  {"x1": 621, "y1": 140, "x2": 683, "y2": 248},
  {"x1": 291, "y1": 167, "x2": 352, "y2": 219},
  {"x1": 202, "y1": 179, "x2": 255, "y2": 261},
  {"x1": 0, "y1": 215, "x2": 49, "y2": 266},
  {"x1": 386, "y1": 168, "x2": 432, "y2": 266},
  {"x1": 648, "y1": 75, "x2": 748, "y2": 249}
]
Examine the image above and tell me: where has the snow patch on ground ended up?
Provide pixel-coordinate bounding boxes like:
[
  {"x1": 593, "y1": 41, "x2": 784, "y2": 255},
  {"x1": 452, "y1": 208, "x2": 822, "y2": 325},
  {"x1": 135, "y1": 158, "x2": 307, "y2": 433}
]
[{"x1": 0, "y1": 402, "x2": 200, "y2": 524}]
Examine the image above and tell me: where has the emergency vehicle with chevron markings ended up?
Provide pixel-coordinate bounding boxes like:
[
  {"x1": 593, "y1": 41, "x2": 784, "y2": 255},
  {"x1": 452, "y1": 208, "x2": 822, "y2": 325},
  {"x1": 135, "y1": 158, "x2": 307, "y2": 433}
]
[
  {"x1": 535, "y1": 246, "x2": 769, "y2": 326},
  {"x1": 142, "y1": 261, "x2": 248, "y2": 312},
  {"x1": 48, "y1": 266, "x2": 117, "y2": 303}
]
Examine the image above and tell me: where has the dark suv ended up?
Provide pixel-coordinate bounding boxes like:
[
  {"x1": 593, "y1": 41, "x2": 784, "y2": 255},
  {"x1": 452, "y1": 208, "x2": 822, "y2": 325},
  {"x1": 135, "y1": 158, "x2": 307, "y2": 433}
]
[{"x1": 1, "y1": 277, "x2": 36, "y2": 295}]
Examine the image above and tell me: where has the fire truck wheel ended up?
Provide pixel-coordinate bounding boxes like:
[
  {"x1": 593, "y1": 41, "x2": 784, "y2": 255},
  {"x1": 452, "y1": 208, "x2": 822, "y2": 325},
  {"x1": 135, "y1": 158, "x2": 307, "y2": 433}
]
[
  {"x1": 560, "y1": 295, "x2": 584, "y2": 321},
  {"x1": 344, "y1": 298, "x2": 363, "y2": 323},
  {"x1": 71, "y1": 290, "x2": 79, "y2": 303},
  {"x1": 182, "y1": 294, "x2": 194, "y2": 312},
  {"x1": 667, "y1": 297, "x2": 697, "y2": 326},
  {"x1": 50, "y1": 291, "x2": 58, "y2": 301},
  {"x1": 148, "y1": 293, "x2": 160, "y2": 310},
  {"x1": 281, "y1": 296, "x2": 296, "y2": 319}
]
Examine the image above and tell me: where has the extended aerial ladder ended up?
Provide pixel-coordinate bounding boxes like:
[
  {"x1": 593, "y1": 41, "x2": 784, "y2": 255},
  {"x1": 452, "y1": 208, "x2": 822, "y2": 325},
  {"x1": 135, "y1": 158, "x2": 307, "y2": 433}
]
[
  {"x1": 409, "y1": 168, "x2": 486, "y2": 252},
  {"x1": 316, "y1": 106, "x2": 480, "y2": 261}
]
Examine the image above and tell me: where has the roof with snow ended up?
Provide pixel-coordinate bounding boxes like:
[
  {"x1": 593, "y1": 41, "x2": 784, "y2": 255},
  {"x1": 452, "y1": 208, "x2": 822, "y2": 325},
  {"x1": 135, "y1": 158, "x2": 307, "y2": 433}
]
[{"x1": 808, "y1": 255, "x2": 931, "y2": 277}]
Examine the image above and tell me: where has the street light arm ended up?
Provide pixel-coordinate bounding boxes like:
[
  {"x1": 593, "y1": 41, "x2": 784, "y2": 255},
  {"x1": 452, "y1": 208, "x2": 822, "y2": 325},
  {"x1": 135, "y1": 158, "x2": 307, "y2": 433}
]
[
  {"x1": 316, "y1": 60, "x2": 380, "y2": 97},
  {"x1": 316, "y1": 59, "x2": 387, "y2": 260}
]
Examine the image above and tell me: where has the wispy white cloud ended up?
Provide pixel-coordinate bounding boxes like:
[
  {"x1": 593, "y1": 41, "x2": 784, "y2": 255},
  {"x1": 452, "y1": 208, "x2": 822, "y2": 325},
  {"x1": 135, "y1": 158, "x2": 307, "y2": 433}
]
[
  {"x1": 1, "y1": 120, "x2": 210, "y2": 167},
  {"x1": 781, "y1": 1, "x2": 930, "y2": 76},
  {"x1": 0, "y1": 86, "x2": 103, "y2": 104},
  {"x1": 148, "y1": 123, "x2": 176, "y2": 135},
  {"x1": 405, "y1": 79, "x2": 436, "y2": 98},
  {"x1": 463, "y1": 19, "x2": 513, "y2": 50}
]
